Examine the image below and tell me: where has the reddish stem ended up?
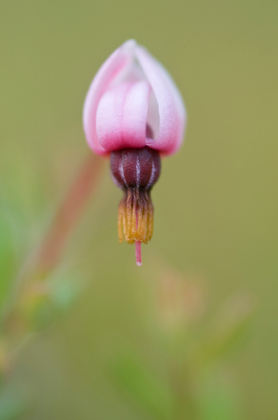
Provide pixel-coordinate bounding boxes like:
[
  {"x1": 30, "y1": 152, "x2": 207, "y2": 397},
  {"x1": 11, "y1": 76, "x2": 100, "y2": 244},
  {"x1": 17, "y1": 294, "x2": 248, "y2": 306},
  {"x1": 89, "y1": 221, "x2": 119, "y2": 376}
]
[
  {"x1": 2, "y1": 154, "x2": 104, "y2": 334},
  {"x1": 36, "y1": 154, "x2": 103, "y2": 274}
]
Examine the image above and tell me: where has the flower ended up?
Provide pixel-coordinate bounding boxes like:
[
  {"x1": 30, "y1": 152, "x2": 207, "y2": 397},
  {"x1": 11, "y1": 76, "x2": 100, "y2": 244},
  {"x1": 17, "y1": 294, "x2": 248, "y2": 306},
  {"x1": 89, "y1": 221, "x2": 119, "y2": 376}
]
[{"x1": 83, "y1": 40, "x2": 186, "y2": 266}]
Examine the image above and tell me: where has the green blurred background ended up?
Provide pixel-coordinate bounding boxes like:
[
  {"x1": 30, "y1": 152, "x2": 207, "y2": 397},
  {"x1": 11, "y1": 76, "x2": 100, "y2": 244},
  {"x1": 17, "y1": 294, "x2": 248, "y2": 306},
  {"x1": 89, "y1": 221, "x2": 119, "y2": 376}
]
[{"x1": 1, "y1": 0, "x2": 278, "y2": 419}]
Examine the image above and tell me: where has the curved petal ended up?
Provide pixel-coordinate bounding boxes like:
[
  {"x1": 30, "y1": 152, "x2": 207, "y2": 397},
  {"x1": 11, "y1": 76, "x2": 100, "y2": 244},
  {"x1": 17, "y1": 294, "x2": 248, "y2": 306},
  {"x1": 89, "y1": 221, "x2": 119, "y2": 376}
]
[
  {"x1": 83, "y1": 40, "x2": 137, "y2": 155},
  {"x1": 135, "y1": 46, "x2": 186, "y2": 155},
  {"x1": 96, "y1": 80, "x2": 150, "y2": 151}
]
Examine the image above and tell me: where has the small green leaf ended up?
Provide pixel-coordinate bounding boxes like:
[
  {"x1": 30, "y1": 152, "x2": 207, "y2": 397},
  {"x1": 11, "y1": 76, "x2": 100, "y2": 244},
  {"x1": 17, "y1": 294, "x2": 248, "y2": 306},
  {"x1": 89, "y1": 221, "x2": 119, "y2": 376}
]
[
  {"x1": 199, "y1": 371, "x2": 242, "y2": 420},
  {"x1": 0, "y1": 208, "x2": 16, "y2": 306},
  {"x1": 193, "y1": 293, "x2": 255, "y2": 367},
  {"x1": 25, "y1": 269, "x2": 81, "y2": 331},
  {"x1": 110, "y1": 352, "x2": 174, "y2": 420},
  {"x1": 0, "y1": 390, "x2": 28, "y2": 420}
]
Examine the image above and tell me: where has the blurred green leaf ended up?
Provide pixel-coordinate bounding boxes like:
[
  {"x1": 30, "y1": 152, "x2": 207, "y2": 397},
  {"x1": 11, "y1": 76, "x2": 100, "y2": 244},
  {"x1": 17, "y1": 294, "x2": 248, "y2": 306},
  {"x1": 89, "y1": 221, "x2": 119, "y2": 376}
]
[
  {"x1": 50, "y1": 275, "x2": 80, "y2": 311},
  {"x1": 192, "y1": 294, "x2": 255, "y2": 368},
  {"x1": 199, "y1": 372, "x2": 242, "y2": 420},
  {"x1": 110, "y1": 352, "x2": 174, "y2": 420},
  {"x1": 27, "y1": 274, "x2": 80, "y2": 331},
  {"x1": 0, "y1": 206, "x2": 17, "y2": 307},
  {"x1": 0, "y1": 389, "x2": 28, "y2": 420}
]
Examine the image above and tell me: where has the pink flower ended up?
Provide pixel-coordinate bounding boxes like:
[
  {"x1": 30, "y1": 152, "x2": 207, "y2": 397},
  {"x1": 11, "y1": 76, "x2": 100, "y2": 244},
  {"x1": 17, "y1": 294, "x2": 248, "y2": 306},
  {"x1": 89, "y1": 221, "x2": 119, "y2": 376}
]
[
  {"x1": 83, "y1": 39, "x2": 186, "y2": 156},
  {"x1": 83, "y1": 40, "x2": 186, "y2": 266}
]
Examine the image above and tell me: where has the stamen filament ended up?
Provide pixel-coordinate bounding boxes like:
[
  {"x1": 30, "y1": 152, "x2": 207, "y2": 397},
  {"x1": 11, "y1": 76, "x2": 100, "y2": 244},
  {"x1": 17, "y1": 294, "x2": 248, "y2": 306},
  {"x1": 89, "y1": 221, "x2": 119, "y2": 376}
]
[{"x1": 117, "y1": 187, "x2": 154, "y2": 255}]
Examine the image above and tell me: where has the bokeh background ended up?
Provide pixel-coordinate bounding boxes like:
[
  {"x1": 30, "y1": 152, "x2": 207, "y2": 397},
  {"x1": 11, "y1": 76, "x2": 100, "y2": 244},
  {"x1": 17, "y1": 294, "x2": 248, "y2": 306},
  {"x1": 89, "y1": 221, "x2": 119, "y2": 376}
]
[{"x1": 1, "y1": 0, "x2": 278, "y2": 419}]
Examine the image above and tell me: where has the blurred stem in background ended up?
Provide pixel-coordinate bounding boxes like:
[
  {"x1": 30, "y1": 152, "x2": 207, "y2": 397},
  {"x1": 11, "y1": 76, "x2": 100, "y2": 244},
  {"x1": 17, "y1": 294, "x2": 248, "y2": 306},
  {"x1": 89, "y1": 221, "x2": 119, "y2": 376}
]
[{"x1": 0, "y1": 154, "x2": 103, "y2": 375}]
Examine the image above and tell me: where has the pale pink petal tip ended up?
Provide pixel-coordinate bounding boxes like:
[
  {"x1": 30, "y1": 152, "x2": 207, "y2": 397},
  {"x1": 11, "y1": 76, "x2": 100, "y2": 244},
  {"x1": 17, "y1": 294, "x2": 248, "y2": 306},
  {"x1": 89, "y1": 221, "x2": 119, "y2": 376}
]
[
  {"x1": 83, "y1": 39, "x2": 186, "y2": 156},
  {"x1": 135, "y1": 241, "x2": 142, "y2": 266}
]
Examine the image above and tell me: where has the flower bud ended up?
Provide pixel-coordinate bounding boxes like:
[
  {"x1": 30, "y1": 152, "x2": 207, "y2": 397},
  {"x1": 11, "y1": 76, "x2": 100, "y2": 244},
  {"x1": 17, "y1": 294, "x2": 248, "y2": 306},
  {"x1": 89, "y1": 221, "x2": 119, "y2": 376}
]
[{"x1": 83, "y1": 40, "x2": 186, "y2": 265}]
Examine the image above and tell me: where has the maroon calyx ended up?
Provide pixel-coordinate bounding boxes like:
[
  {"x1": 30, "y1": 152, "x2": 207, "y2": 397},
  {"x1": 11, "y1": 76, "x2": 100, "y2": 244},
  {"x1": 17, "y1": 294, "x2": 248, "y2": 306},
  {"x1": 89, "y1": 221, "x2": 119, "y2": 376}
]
[{"x1": 110, "y1": 147, "x2": 161, "y2": 191}]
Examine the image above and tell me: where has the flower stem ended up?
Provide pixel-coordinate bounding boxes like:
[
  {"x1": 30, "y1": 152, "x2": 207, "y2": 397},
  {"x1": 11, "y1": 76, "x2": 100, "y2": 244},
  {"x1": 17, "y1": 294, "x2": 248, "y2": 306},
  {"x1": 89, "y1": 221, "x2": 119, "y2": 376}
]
[
  {"x1": 2, "y1": 153, "x2": 104, "y2": 338},
  {"x1": 35, "y1": 154, "x2": 103, "y2": 274}
]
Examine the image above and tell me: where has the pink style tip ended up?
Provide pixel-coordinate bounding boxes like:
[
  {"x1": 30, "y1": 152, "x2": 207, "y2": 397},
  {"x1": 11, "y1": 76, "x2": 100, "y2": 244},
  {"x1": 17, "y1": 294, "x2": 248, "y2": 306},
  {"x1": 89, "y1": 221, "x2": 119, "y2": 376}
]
[{"x1": 135, "y1": 241, "x2": 142, "y2": 266}]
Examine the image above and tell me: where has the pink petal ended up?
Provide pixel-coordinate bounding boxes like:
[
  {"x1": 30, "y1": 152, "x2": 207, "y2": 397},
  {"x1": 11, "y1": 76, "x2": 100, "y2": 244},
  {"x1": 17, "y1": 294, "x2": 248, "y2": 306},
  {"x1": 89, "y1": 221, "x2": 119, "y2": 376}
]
[
  {"x1": 96, "y1": 81, "x2": 150, "y2": 151},
  {"x1": 135, "y1": 46, "x2": 186, "y2": 155},
  {"x1": 83, "y1": 40, "x2": 137, "y2": 155}
]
